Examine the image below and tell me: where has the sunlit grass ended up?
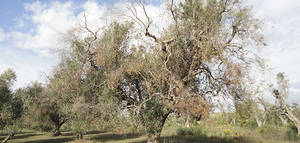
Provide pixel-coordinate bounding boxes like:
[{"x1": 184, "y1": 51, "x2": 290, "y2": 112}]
[{"x1": 0, "y1": 118, "x2": 299, "y2": 143}]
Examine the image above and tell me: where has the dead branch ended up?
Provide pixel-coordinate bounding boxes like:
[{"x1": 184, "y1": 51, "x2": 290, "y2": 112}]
[{"x1": 127, "y1": 0, "x2": 175, "y2": 51}]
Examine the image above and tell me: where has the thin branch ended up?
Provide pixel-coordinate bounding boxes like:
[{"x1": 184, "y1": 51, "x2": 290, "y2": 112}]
[
  {"x1": 80, "y1": 13, "x2": 105, "y2": 70},
  {"x1": 170, "y1": 0, "x2": 178, "y2": 26}
]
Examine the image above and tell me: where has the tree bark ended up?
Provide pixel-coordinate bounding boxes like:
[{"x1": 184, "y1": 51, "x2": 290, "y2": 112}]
[
  {"x1": 296, "y1": 124, "x2": 300, "y2": 136},
  {"x1": 53, "y1": 127, "x2": 61, "y2": 136},
  {"x1": 185, "y1": 114, "x2": 191, "y2": 128},
  {"x1": 257, "y1": 98, "x2": 269, "y2": 126},
  {"x1": 284, "y1": 109, "x2": 300, "y2": 136},
  {"x1": 76, "y1": 133, "x2": 83, "y2": 140},
  {"x1": 273, "y1": 91, "x2": 300, "y2": 135},
  {"x1": 230, "y1": 116, "x2": 236, "y2": 125},
  {"x1": 1, "y1": 133, "x2": 15, "y2": 143},
  {"x1": 52, "y1": 119, "x2": 67, "y2": 136},
  {"x1": 255, "y1": 117, "x2": 263, "y2": 127},
  {"x1": 147, "y1": 113, "x2": 169, "y2": 143},
  {"x1": 254, "y1": 114, "x2": 263, "y2": 127},
  {"x1": 52, "y1": 123, "x2": 63, "y2": 136}
]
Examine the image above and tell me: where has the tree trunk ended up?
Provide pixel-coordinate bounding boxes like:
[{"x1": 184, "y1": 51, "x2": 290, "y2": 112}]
[
  {"x1": 273, "y1": 91, "x2": 300, "y2": 135},
  {"x1": 2, "y1": 133, "x2": 15, "y2": 143},
  {"x1": 254, "y1": 115, "x2": 263, "y2": 127},
  {"x1": 296, "y1": 124, "x2": 300, "y2": 136},
  {"x1": 76, "y1": 133, "x2": 83, "y2": 140},
  {"x1": 52, "y1": 125, "x2": 62, "y2": 136},
  {"x1": 52, "y1": 119, "x2": 67, "y2": 136},
  {"x1": 285, "y1": 109, "x2": 300, "y2": 136},
  {"x1": 230, "y1": 116, "x2": 236, "y2": 125},
  {"x1": 147, "y1": 113, "x2": 169, "y2": 143},
  {"x1": 258, "y1": 98, "x2": 269, "y2": 126},
  {"x1": 185, "y1": 114, "x2": 191, "y2": 128}
]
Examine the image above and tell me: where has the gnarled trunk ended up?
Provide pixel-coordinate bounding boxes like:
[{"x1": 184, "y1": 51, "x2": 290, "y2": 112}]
[
  {"x1": 254, "y1": 114, "x2": 263, "y2": 127},
  {"x1": 147, "y1": 113, "x2": 169, "y2": 143},
  {"x1": 76, "y1": 133, "x2": 83, "y2": 140},
  {"x1": 296, "y1": 124, "x2": 300, "y2": 136},
  {"x1": 2, "y1": 133, "x2": 15, "y2": 143},
  {"x1": 274, "y1": 90, "x2": 300, "y2": 135},
  {"x1": 52, "y1": 126, "x2": 62, "y2": 136},
  {"x1": 52, "y1": 120, "x2": 66, "y2": 136},
  {"x1": 285, "y1": 109, "x2": 300, "y2": 136}
]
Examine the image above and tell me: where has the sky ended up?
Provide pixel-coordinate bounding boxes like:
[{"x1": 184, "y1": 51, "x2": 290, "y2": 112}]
[{"x1": 0, "y1": 0, "x2": 299, "y2": 104}]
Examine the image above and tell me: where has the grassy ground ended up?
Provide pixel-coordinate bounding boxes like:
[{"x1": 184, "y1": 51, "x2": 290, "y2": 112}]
[
  {"x1": 0, "y1": 131, "x2": 253, "y2": 143},
  {"x1": 1, "y1": 118, "x2": 299, "y2": 143},
  {"x1": 1, "y1": 128, "x2": 298, "y2": 143}
]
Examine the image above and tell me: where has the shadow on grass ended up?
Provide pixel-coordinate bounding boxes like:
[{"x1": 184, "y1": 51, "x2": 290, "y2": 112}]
[
  {"x1": 131, "y1": 135, "x2": 256, "y2": 143},
  {"x1": 21, "y1": 137, "x2": 74, "y2": 143},
  {"x1": 90, "y1": 133, "x2": 142, "y2": 142},
  {"x1": 12, "y1": 133, "x2": 43, "y2": 140},
  {"x1": 0, "y1": 133, "x2": 74, "y2": 143},
  {"x1": 60, "y1": 130, "x2": 106, "y2": 136},
  {"x1": 86, "y1": 130, "x2": 106, "y2": 135},
  {"x1": 1, "y1": 132, "x2": 259, "y2": 143},
  {"x1": 0, "y1": 133, "x2": 41, "y2": 141}
]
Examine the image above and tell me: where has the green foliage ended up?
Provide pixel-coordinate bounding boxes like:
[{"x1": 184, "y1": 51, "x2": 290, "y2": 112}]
[
  {"x1": 0, "y1": 1, "x2": 265, "y2": 143},
  {"x1": 70, "y1": 114, "x2": 88, "y2": 136},
  {"x1": 256, "y1": 126, "x2": 267, "y2": 134},
  {"x1": 236, "y1": 117, "x2": 258, "y2": 128},
  {"x1": 0, "y1": 69, "x2": 23, "y2": 133},
  {"x1": 264, "y1": 106, "x2": 283, "y2": 126},
  {"x1": 176, "y1": 127, "x2": 193, "y2": 136},
  {"x1": 285, "y1": 123, "x2": 298, "y2": 141},
  {"x1": 0, "y1": 69, "x2": 16, "y2": 115},
  {"x1": 138, "y1": 97, "x2": 168, "y2": 135},
  {"x1": 16, "y1": 82, "x2": 55, "y2": 131},
  {"x1": 176, "y1": 123, "x2": 206, "y2": 137}
]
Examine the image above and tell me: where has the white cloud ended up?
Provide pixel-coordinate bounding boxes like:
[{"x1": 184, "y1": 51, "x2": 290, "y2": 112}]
[
  {"x1": 0, "y1": 28, "x2": 6, "y2": 42},
  {"x1": 79, "y1": 1, "x2": 108, "y2": 30},
  {"x1": 9, "y1": 1, "x2": 78, "y2": 56},
  {"x1": 287, "y1": 87, "x2": 300, "y2": 104},
  {"x1": 2, "y1": 0, "x2": 299, "y2": 101},
  {"x1": 5, "y1": 0, "x2": 173, "y2": 57},
  {"x1": 247, "y1": 0, "x2": 300, "y2": 83},
  {"x1": 0, "y1": 45, "x2": 56, "y2": 88},
  {"x1": 9, "y1": 1, "x2": 132, "y2": 56},
  {"x1": 246, "y1": 0, "x2": 300, "y2": 104},
  {"x1": 1, "y1": 0, "x2": 169, "y2": 88}
]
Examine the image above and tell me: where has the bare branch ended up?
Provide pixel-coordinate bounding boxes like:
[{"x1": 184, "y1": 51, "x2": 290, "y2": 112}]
[
  {"x1": 170, "y1": 0, "x2": 178, "y2": 26},
  {"x1": 80, "y1": 12, "x2": 105, "y2": 70}
]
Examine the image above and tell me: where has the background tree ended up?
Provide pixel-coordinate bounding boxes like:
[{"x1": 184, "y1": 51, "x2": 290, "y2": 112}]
[
  {"x1": 15, "y1": 82, "x2": 49, "y2": 131},
  {"x1": 273, "y1": 72, "x2": 300, "y2": 135},
  {"x1": 41, "y1": 22, "x2": 123, "y2": 139},
  {"x1": 0, "y1": 69, "x2": 23, "y2": 143}
]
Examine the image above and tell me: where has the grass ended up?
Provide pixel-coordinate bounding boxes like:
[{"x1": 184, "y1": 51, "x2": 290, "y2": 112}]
[
  {"x1": 0, "y1": 131, "x2": 251, "y2": 143},
  {"x1": 1, "y1": 118, "x2": 299, "y2": 143}
]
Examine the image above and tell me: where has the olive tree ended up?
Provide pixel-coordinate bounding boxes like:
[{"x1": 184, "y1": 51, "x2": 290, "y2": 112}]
[
  {"x1": 55, "y1": 0, "x2": 264, "y2": 142},
  {"x1": 106, "y1": 0, "x2": 264, "y2": 142},
  {"x1": 0, "y1": 69, "x2": 23, "y2": 143},
  {"x1": 273, "y1": 72, "x2": 300, "y2": 135},
  {"x1": 15, "y1": 82, "x2": 50, "y2": 131},
  {"x1": 43, "y1": 22, "x2": 122, "y2": 139}
]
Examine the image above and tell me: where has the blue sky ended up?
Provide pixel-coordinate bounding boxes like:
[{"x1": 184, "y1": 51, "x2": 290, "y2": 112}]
[
  {"x1": 0, "y1": 0, "x2": 299, "y2": 104},
  {"x1": 0, "y1": 0, "x2": 163, "y2": 88},
  {"x1": 0, "y1": 0, "x2": 35, "y2": 31}
]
